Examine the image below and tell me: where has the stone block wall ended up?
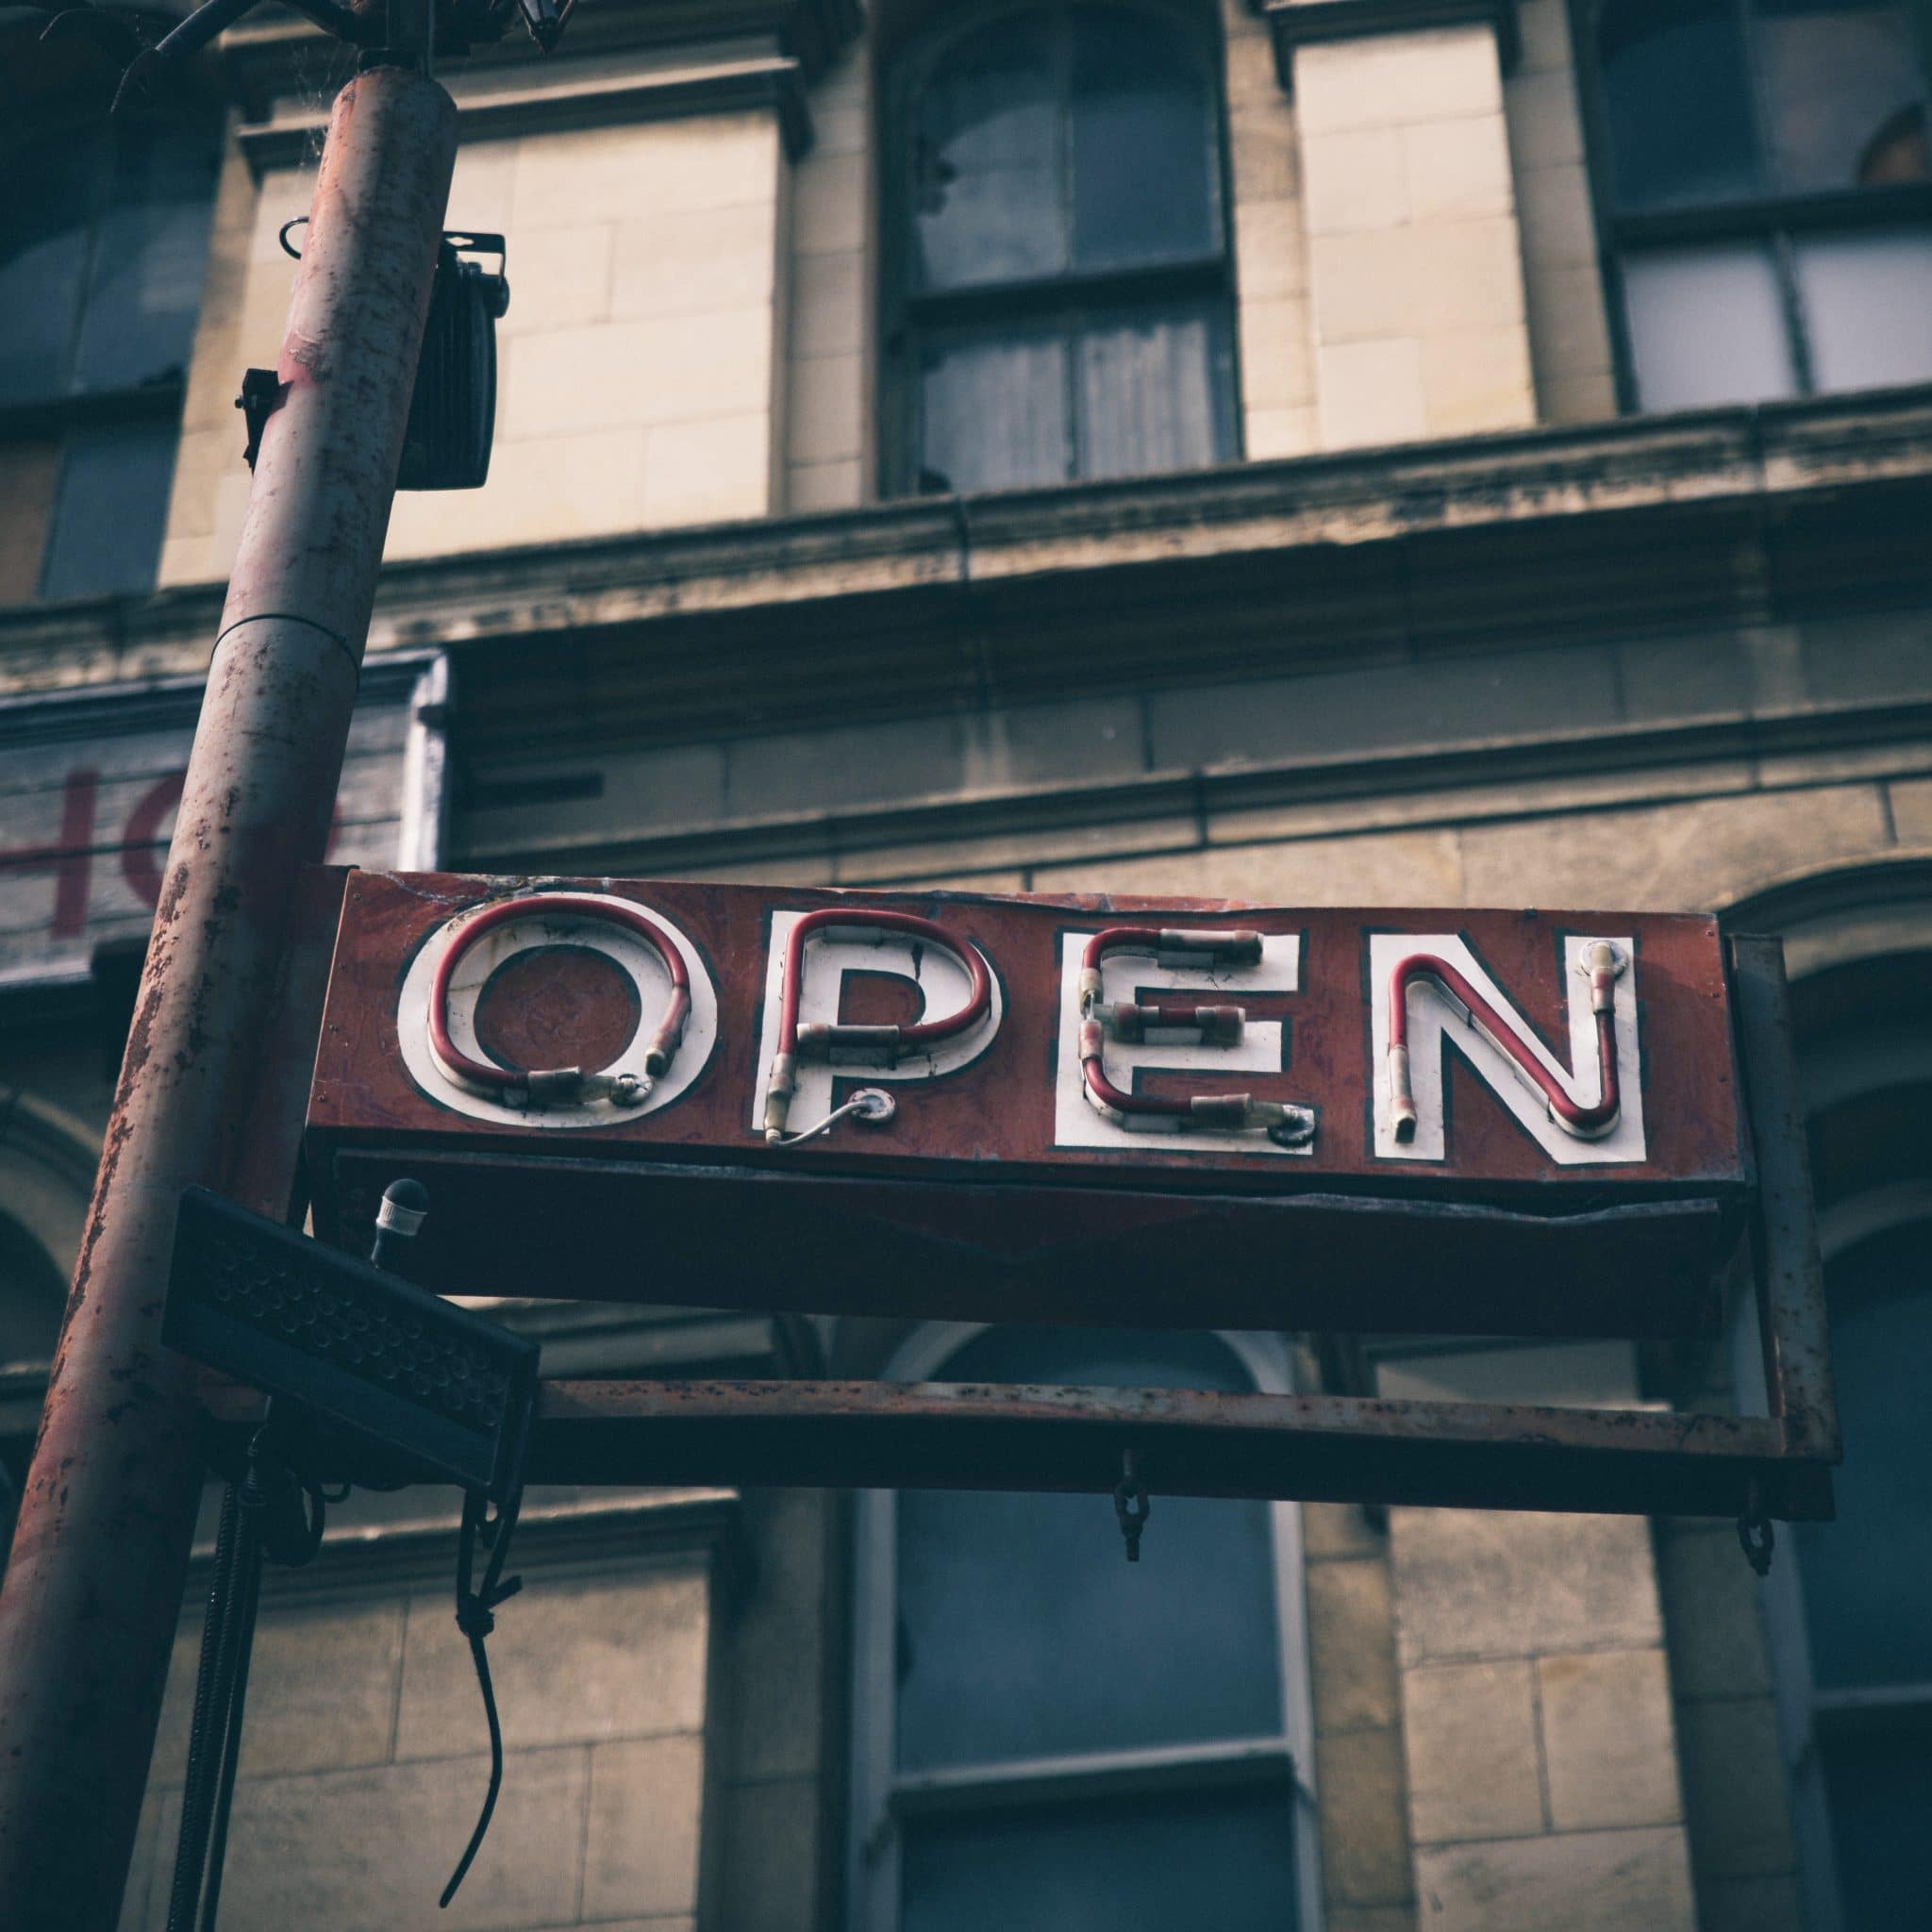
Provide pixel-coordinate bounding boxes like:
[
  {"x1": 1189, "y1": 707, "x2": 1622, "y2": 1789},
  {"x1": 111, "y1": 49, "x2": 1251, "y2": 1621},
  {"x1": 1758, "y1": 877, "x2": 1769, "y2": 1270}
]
[
  {"x1": 119, "y1": 1495, "x2": 741, "y2": 1932},
  {"x1": 1225, "y1": 0, "x2": 1320, "y2": 461},
  {"x1": 785, "y1": 48, "x2": 871, "y2": 511},
  {"x1": 1389, "y1": 1507, "x2": 1697, "y2": 1932},
  {"x1": 709, "y1": 1490, "x2": 840, "y2": 1932},
  {"x1": 1292, "y1": 24, "x2": 1536, "y2": 448},
  {"x1": 1656, "y1": 1522, "x2": 1807, "y2": 1932},
  {"x1": 160, "y1": 90, "x2": 793, "y2": 588},
  {"x1": 1303, "y1": 1502, "x2": 1417, "y2": 1932},
  {"x1": 1506, "y1": 0, "x2": 1619, "y2": 423}
]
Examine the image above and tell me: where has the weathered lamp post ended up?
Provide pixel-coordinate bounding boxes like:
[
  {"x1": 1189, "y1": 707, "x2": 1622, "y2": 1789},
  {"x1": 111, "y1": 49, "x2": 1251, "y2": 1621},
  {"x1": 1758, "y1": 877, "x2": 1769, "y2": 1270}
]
[{"x1": 0, "y1": 0, "x2": 566, "y2": 1908}]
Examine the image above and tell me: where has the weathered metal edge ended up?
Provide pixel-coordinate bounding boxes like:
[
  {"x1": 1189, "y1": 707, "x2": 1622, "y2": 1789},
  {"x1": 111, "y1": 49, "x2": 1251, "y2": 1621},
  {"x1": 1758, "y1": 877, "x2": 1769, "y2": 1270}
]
[{"x1": 523, "y1": 1379, "x2": 1835, "y2": 1520}]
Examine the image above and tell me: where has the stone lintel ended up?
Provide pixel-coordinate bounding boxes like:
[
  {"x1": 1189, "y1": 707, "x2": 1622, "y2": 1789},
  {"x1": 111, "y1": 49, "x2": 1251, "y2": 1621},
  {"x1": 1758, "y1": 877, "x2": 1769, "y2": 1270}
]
[
  {"x1": 1259, "y1": 0, "x2": 1520, "y2": 92},
  {"x1": 3, "y1": 388, "x2": 1929, "y2": 712},
  {"x1": 236, "y1": 52, "x2": 813, "y2": 176},
  {"x1": 220, "y1": 0, "x2": 858, "y2": 121}
]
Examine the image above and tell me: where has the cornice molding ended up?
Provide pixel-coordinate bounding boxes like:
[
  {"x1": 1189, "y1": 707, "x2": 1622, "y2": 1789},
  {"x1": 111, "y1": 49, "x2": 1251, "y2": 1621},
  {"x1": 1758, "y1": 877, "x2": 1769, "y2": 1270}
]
[
  {"x1": 220, "y1": 0, "x2": 858, "y2": 129},
  {"x1": 461, "y1": 696, "x2": 1932, "y2": 885},
  {"x1": 1257, "y1": 0, "x2": 1519, "y2": 91},
  {"x1": 4, "y1": 387, "x2": 1930, "y2": 727},
  {"x1": 235, "y1": 51, "x2": 813, "y2": 175}
]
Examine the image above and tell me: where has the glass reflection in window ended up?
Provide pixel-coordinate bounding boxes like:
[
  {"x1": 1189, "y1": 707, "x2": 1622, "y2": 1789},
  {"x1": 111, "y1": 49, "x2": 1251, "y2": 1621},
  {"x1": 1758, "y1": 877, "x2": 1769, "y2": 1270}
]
[
  {"x1": 0, "y1": 123, "x2": 218, "y2": 409},
  {"x1": 1755, "y1": 0, "x2": 1928, "y2": 192},
  {"x1": 1593, "y1": 0, "x2": 1932, "y2": 408}
]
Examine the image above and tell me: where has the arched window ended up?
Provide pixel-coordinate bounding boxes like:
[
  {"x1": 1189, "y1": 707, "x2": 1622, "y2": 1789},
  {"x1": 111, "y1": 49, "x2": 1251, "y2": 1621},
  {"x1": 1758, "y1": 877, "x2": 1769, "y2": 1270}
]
[
  {"x1": 881, "y1": 2, "x2": 1239, "y2": 496},
  {"x1": 1584, "y1": 0, "x2": 1932, "y2": 410},
  {"x1": 1750, "y1": 951, "x2": 1932, "y2": 1929},
  {"x1": 848, "y1": 1325, "x2": 1317, "y2": 1932}
]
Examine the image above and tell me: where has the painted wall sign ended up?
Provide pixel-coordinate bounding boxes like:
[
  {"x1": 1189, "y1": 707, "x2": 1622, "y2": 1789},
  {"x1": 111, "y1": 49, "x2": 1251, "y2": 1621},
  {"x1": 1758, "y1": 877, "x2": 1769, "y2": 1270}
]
[
  {"x1": 0, "y1": 656, "x2": 447, "y2": 990},
  {"x1": 307, "y1": 874, "x2": 1751, "y2": 1339}
]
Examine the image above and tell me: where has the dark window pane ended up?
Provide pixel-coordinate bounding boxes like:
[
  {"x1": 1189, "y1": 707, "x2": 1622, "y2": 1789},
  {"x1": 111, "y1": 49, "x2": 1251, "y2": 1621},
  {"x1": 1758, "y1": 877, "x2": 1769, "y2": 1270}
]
[
  {"x1": 39, "y1": 422, "x2": 177, "y2": 600},
  {"x1": 914, "y1": 14, "x2": 1063, "y2": 291},
  {"x1": 902, "y1": 1786, "x2": 1298, "y2": 1932},
  {"x1": 896, "y1": 1330, "x2": 1281, "y2": 1771},
  {"x1": 1820, "y1": 1727, "x2": 1932, "y2": 1926},
  {"x1": 1753, "y1": 0, "x2": 1928, "y2": 191},
  {"x1": 1795, "y1": 1223, "x2": 1932, "y2": 1690},
  {"x1": 1599, "y1": 0, "x2": 1760, "y2": 208},
  {"x1": 1069, "y1": 8, "x2": 1217, "y2": 270},
  {"x1": 1795, "y1": 227, "x2": 1932, "y2": 391},
  {"x1": 1622, "y1": 242, "x2": 1798, "y2": 408},
  {"x1": 0, "y1": 132, "x2": 100, "y2": 406},
  {"x1": 919, "y1": 328, "x2": 1071, "y2": 491},
  {"x1": 1076, "y1": 302, "x2": 1232, "y2": 478},
  {"x1": 74, "y1": 125, "x2": 220, "y2": 393}
]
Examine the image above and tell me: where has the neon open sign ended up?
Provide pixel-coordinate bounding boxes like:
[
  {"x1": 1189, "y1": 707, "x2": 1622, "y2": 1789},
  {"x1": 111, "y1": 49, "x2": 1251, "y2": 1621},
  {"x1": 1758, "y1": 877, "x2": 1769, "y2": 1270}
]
[{"x1": 308, "y1": 875, "x2": 1748, "y2": 1340}]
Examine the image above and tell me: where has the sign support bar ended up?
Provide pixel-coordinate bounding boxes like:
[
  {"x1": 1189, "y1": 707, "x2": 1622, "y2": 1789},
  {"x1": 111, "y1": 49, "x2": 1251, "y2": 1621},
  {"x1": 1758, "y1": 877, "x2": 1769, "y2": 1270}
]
[
  {"x1": 517, "y1": 1379, "x2": 1832, "y2": 1521},
  {"x1": 398, "y1": 935, "x2": 1833, "y2": 1526}
]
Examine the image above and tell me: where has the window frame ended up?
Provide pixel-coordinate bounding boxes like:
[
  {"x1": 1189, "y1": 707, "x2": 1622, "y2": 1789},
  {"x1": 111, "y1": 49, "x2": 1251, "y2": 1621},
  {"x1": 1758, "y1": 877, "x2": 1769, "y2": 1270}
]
[
  {"x1": 846, "y1": 1322, "x2": 1322, "y2": 1932},
  {"x1": 1729, "y1": 999, "x2": 1932, "y2": 1932},
  {"x1": 0, "y1": 90, "x2": 221, "y2": 603},
  {"x1": 1568, "y1": 0, "x2": 1932, "y2": 411},
  {"x1": 876, "y1": 0, "x2": 1244, "y2": 498}
]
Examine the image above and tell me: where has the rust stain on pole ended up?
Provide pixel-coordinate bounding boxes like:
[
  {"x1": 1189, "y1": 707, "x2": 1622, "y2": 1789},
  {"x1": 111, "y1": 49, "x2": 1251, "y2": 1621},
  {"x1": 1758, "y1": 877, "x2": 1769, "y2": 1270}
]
[{"x1": 0, "y1": 68, "x2": 455, "y2": 1931}]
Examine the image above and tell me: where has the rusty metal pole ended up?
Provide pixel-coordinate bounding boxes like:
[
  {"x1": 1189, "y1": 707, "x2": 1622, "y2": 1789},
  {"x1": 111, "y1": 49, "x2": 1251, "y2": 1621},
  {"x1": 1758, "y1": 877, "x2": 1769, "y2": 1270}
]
[{"x1": 0, "y1": 66, "x2": 456, "y2": 1930}]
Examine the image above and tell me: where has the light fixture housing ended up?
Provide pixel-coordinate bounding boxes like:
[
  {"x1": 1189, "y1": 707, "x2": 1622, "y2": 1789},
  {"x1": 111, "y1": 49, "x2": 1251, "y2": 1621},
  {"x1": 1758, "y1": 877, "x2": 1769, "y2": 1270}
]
[
  {"x1": 165, "y1": 1186, "x2": 538, "y2": 1502},
  {"x1": 397, "y1": 232, "x2": 509, "y2": 492}
]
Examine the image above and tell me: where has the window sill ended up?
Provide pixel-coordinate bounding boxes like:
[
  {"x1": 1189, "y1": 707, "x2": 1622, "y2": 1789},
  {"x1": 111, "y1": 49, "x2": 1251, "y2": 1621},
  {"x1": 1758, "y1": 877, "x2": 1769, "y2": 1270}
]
[
  {"x1": 0, "y1": 379, "x2": 186, "y2": 443},
  {"x1": 1612, "y1": 181, "x2": 1932, "y2": 247},
  {"x1": 1812, "y1": 1682, "x2": 1932, "y2": 1739},
  {"x1": 891, "y1": 1736, "x2": 1297, "y2": 1815}
]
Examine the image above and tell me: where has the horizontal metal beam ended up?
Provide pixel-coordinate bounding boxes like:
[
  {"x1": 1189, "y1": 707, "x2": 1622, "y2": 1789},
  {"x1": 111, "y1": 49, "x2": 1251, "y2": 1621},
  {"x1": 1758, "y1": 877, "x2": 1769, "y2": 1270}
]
[
  {"x1": 890, "y1": 1739, "x2": 1295, "y2": 1817},
  {"x1": 523, "y1": 1379, "x2": 1836, "y2": 1522}
]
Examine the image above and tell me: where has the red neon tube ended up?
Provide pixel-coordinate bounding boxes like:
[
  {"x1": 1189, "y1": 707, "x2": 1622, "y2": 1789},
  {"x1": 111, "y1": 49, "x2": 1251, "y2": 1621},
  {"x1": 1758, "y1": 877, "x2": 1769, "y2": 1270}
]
[
  {"x1": 429, "y1": 894, "x2": 691, "y2": 1105},
  {"x1": 1076, "y1": 924, "x2": 1307, "y2": 1141},
  {"x1": 763, "y1": 908, "x2": 991, "y2": 1140},
  {"x1": 1386, "y1": 943, "x2": 1621, "y2": 1143}
]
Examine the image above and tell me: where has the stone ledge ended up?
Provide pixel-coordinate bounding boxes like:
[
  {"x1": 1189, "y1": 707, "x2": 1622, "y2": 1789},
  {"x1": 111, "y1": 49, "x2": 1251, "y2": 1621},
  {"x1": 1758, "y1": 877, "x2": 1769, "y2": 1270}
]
[
  {"x1": 1259, "y1": 0, "x2": 1520, "y2": 92},
  {"x1": 460, "y1": 696, "x2": 1932, "y2": 880},
  {"x1": 4, "y1": 388, "x2": 1929, "y2": 727},
  {"x1": 236, "y1": 53, "x2": 812, "y2": 175},
  {"x1": 220, "y1": 0, "x2": 858, "y2": 121}
]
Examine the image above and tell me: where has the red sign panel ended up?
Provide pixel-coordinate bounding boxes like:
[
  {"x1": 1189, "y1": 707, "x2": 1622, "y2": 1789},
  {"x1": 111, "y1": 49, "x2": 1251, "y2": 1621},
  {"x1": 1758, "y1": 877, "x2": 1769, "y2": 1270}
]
[{"x1": 306, "y1": 873, "x2": 1750, "y2": 1339}]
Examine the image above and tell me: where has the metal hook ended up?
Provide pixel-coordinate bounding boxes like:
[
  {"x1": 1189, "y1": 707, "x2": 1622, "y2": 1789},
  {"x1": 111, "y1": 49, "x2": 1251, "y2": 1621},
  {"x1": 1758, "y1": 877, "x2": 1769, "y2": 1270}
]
[
  {"x1": 1113, "y1": 1449, "x2": 1150, "y2": 1563},
  {"x1": 1738, "y1": 1478, "x2": 1775, "y2": 1577}
]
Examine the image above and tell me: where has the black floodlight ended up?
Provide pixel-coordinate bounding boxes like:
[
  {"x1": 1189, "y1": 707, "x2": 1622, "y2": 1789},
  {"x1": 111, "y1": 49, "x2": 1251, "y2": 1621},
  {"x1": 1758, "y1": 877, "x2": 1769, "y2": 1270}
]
[
  {"x1": 165, "y1": 1186, "x2": 537, "y2": 1502},
  {"x1": 397, "y1": 232, "x2": 510, "y2": 491}
]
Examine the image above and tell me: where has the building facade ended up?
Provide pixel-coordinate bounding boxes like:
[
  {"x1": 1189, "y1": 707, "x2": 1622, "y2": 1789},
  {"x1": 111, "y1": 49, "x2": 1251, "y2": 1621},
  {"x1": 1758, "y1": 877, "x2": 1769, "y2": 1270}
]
[{"x1": 1, "y1": 0, "x2": 1929, "y2": 1926}]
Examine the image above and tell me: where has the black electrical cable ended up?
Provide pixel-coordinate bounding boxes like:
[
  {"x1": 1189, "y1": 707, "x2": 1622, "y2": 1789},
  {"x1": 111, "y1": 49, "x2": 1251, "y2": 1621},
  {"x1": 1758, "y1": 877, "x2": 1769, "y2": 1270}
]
[
  {"x1": 440, "y1": 1486, "x2": 525, "y2": 1909},
  {"x1": 166, "y1": 1484, "x2": 243, "y2": 1932},
  {"x1": 195, "y1": 1514, "x2": 263, "y2": 1932},
  {"x1": 165, "y1": 1426, "x2": 328, "y2": 1932}
]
